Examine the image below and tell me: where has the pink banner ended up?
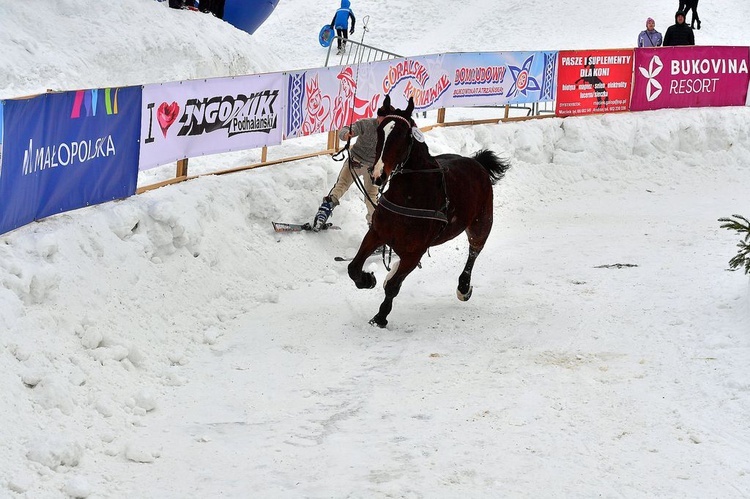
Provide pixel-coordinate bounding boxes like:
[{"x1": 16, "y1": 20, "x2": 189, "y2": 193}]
[{"x1": 631, "y1": 46, "x2": 750, "y2": 111}]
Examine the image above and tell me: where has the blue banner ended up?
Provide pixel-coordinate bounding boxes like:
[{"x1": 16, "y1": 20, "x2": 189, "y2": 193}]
[
  {"x1": 0, "y1": 101, "x2": 4, "y2": 177},
  {"x1": 0, "y1": 87, "x2": 141, "y2": 235}
]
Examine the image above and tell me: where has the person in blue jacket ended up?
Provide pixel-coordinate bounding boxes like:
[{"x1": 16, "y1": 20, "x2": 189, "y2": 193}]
[
  {"x1": 637, "y1": 18, "x2": 663, "y2": 47},
  {"x1": 330, "y1": 0, "x2": 356, "y2": 54}
]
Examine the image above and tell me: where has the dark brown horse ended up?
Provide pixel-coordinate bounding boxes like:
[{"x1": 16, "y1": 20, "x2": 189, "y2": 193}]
[{"x1": 347, "y1": 95, "x2": 511, "y2": 327}]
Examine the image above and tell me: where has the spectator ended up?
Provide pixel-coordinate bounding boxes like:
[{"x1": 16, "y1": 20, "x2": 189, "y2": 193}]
[
  {"x1": 682, "y1": 0, "x2": 701, "y2": 30},
  {"x1": 312, "y1": 107, "x2": 389, "y2": 230},
  {"x1": 329, "y1": 0, "x2": 356, "y2": 55},
  {"x1": 638, "y1": 17, "x2": 663, "y2": 47},
  {"x1": 169, "y1": 0, "x2": 198, "y2": 10},
  {"x1": 663, "y1": 10, "x2": 695, "y2": 46},
  {"x1": 200, "y1": 0, "x2": 225, "y2": 18}
]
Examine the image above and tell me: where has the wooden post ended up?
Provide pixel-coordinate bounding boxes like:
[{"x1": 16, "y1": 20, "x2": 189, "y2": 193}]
[
  {"x1": 176, "y1": 158, "x2": 188, "y2": 178},
  {"x1": 504, "y1": 105, "x2": 510, "y2": 120},
  {"x1": 327, "y1": 130, "x2": 338, "y2": 150},
  {"x1": 261, "y1": 146, "x2": 268, "y2": 163},
  {"x1": 437, "y1": 107, "x2": 446, "y2": 125}
]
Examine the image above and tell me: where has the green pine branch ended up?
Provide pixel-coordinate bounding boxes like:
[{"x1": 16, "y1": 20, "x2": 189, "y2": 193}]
[{"x1": 719, "y1": 214, "x2": 750, "y2": 274}]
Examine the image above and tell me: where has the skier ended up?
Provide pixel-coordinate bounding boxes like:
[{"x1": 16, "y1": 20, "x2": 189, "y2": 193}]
[
  {"x1": 329, "y1": 0, "x2": 356, "y2": 55},
  {"x1": 312, "y1": 104, "x2": 391, "y2": 231}
]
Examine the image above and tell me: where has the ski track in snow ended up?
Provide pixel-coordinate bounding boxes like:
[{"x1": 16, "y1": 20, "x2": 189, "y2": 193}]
[{"x1": 2, "y1": 0, "x2": 750, "y2": 496}]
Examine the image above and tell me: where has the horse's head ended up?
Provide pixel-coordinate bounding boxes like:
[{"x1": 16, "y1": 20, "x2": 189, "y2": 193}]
[{"x1": 372, "y1": 95, "x2": 418, "y2": 186}]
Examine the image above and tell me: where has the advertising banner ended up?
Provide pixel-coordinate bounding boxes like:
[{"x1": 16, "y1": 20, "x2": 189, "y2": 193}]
[
  {"x1": 140, "y1": 72, "x2": 285, "y2": 170},
  {"x1": 285, "y1": 64, "x2": 385, "y2": 139},
  {"x1": 367, "y1": 55, "x2": 451, "y2": 111},
  {"x1": 441, "y1": 51, "x2": 557, "y2": 107},
  {"x1": 286, "y1": 56, "x2": 456, "y2": 139},
  {"x1": 367, "y1": 52, "x2": 556, "y2": 111},
  {"x1": 631, "y1": 46, "x2": 750, "y2": 111},
  {"x1": 555, "y1": 49, "x2": 634, "y2": 116},
  {"x1": 0, "y1": 101, "x2": 4, "y2": 173},
  {"x1": 0, "y1": 87, "x2": 141, "y2": 235},
  {"x1": 285, "y1": 52, "x2": 558, "y2": 138}
]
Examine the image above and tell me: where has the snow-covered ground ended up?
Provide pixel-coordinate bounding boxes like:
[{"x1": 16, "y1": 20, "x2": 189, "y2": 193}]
[{"x1": 1, "y1": 0, "x2": 749, "y2": 497}]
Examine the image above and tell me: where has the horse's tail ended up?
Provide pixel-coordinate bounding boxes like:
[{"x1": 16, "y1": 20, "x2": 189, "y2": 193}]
[{"x1": 473, "y1": 149, "x2": 511, "y2": 185}]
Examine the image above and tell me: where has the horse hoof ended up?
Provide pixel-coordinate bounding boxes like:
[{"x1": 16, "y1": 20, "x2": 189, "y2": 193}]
[
  {"x1": 355, "y1": 272, "x2": 377, "y2": 289},
  {"x1": 369, "y1": 316, "x2": 387, "y2": 328},
  {"x1": 457, "y1": 286, "x2": 473, "y2": 301}
]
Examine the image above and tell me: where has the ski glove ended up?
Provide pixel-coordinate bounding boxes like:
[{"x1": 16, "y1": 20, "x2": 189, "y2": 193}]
[{"x1": 350, "y1": 28, "x2": 354, "y2": 35}]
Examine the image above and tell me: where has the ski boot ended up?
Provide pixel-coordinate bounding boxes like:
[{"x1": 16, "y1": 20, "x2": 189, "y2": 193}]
[{"x1": 313, "y1": 197, "x2": 335, "y2": 231}]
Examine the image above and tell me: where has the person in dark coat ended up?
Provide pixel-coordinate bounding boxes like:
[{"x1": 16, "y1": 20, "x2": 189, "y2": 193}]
[
  {"x1": 681, "y1": 0, "x2": 701, "y2": 30},
  {"x1": 663, "y1": 10, "x2": 695, "y2": 46},
  {"x1": 200, "y1": 0, "x2": 225, "y2": 18}
]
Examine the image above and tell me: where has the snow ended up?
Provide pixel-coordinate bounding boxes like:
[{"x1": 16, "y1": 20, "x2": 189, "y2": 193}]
[{"x1": 1, "y1": 0, "x2": 750, "y2": 497}]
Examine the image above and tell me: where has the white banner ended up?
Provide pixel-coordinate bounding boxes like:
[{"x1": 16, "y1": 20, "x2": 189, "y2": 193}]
[
  {"x1": 139, "y1": 73, "x2": 285, "y2": 170},
  {"x1": 441, "y1": 51, "x2": 557, "y2": 107},
  {"x1": 284, "y1": 56, "x2": 449, "y2": 139},
  {"x1": 284, "y1": 66, "x2": 383, "y2": 139},
  {"x1": 366, "y1": 56, "x2": 451, "y2": 111},
  {"x1": 283, "y1": 51, "x2": 558, "y2": 140}
]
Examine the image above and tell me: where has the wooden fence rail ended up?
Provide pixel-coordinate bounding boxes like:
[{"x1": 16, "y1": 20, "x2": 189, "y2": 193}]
[{"x1": 137, "y1": 104, "x2": 555, "y2": 194}]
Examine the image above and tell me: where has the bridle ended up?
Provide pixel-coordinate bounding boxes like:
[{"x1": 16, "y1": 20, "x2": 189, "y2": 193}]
[
  {"x1": 373, "y1": 114, "x2": 414, "y2": 179},
  {"x1": 374, "y1": 114, "x2": 449, "y2": 224}
]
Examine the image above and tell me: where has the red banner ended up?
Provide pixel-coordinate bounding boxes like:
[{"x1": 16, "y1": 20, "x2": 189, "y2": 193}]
[{"x1": 555, "y1": 49, "x2": 634, "y2": 116}]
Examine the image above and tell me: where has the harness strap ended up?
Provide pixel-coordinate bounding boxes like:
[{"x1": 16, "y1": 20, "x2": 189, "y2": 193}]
[
  {"x1": 378, "y1": 196, "x2": 448, "y2": 223},
  {"x1": 377, "y1": 114, "x2": 450, "y2": 225},
  {"x1": 396, "y1": 167, "x2": 444, "y2": 175}
]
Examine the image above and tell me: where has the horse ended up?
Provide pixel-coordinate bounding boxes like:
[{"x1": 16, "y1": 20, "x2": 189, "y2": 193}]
[{"x1": 347, "y1": 95, "x2": 511, "y2": 327}]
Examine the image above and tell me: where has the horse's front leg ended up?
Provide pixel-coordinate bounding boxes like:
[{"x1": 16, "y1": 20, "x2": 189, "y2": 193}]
[
  {"x1": 347, "y1": 230, "x2": 382, "y2": 290},
  {"x1": 457, "y1": 247, "x2": 480, "y2": 301},
  {"x1": 370, "y1": 254, "x2": 421, "y2": 328}
]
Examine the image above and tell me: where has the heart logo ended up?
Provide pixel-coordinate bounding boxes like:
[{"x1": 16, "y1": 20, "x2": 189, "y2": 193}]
[{"x1": 157, "y1": 101, "x2": 180, "y2": 138}]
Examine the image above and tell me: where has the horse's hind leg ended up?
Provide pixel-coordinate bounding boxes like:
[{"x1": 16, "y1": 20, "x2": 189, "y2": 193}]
[
  {"x1": 370, "y1": 254, "x2": 420, "y2": 328},
  {"x1": 457, "y1": 247, "x2": 479, "y2": 301},
  {"x1": 458, "y1": 205, "x2": 493, "y2": 301}
]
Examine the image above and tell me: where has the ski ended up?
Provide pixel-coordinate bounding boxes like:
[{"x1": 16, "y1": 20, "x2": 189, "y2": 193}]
[
  {"x1": 334, "y1": 247, "x2": 387, "y2": 262},
  {"x1": 272, "y1": 222, "x2": 340, "y2": 233}
]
